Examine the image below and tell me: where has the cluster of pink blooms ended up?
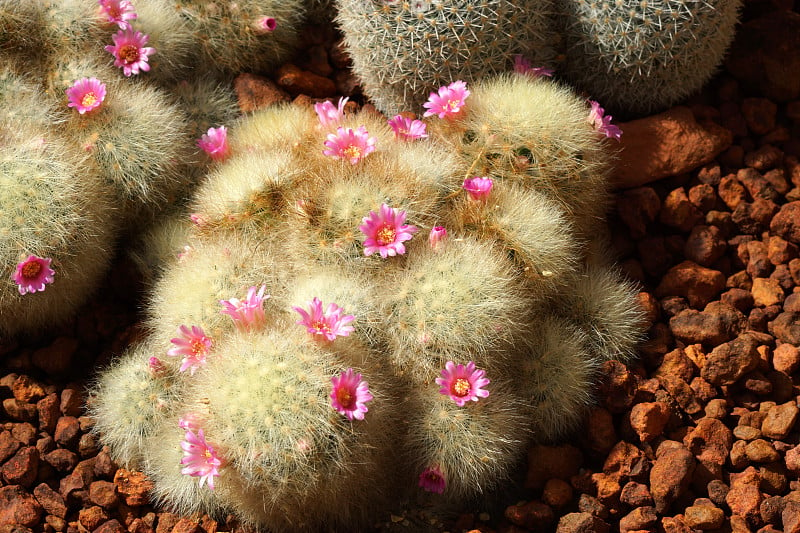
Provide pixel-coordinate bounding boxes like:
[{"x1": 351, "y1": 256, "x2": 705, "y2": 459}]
[
  {"x1": 330, "y1": 368, "x2": 373, "y2": 421},
  {"x1": 197, "y1": 126, "x2": 230, "y2": 161},
  {"x1": 387, "y1": 114, "x2": 428, "y2": 141},
  {"x1": 98, "y1": 0, "x2": 137, "y2": 29},
  {"x1": 167, "y1": 325, "x2": 213, "y2": 375},
  {"x1": 314, "y1": 96, "x2": 348, "y2": 128},
  {"x1": 423, "y1": 80, "x2": 470, "y2": 119},
  {"x1": 359, "y1": 203, "x2": 418, "y2": 258},
  {"x1": 418, "y1": 465, "x2": 446, "y2": 494},
  {"x1": 588, "y1": 100, "x2": 622, "y2": 140},
  {"x1": 66, "y1": 77, "x2": 107, "y2": 114},
  {"x1": 513, "y1": 55, "x2": 554, "y2": 78},
  {"x1": 436, "y1": 361, "x2": 490, "y2": 407},
  {"x1": 323, "y1": 126, "x2": 376, "y2": 164},
  {"x1": 12, "y1": 255, "x2": 55, "y2": 295},
  {"x1": 180, "y1": 426, "x2": 222, "y2": 490},
  {"x1": 293, "y1": 297, "x2": 355, "y2": 341},
  {"x1": 462, "y1": 176, "x2": 493, "y2": 200},
  {"x1": 220, "y1": 285, "x2": 269, "y2": 330},
  {"x1": 97, "y1": 1, "x2": 156, "y2": 77}
]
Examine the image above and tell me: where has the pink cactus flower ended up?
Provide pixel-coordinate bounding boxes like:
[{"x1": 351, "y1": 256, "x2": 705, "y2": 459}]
[
  {"x1": 436, "y1": 361, "x2": 490, "y2": 407},
  {"x1": 462, "y1": 176, "x2": 493, "y2": 200},
  {"x1": 180, "y1": 428, "x2": 222, "y2": 490},
  {"x1": 167, "y1": 325, "x2": 212, "y2": 375},
  {"x1": 588, "y1": 100, "x2": 622, "y2": 141},
  {"x1": 98, "y1": 0, "x2": 137, "y2": 29},
  {"x1": 197, "y1": 126, "x2": 230, "y2": 161},
  {"x1": 387, "y1": 115, "x2": 428, "y2": 140},
  {"x1": 220, "y1": 285, "x2": 269, "y2": 330},
  {"x1": 255, "y1": 16, "x2": 276, "y2": 33},
  {"x1": 147, "y1": 356, "x2": 166, "y2": 376},
  {"x1": 359, "y1": 203, "x2": 418, "y2": 258},
  {"x1": 293, "y1": 297, "x2": 355, "y2": 341},
  {"x1": 12, "y1": 255, "x2": 55, "y2": 295},
  {"x1": 314, "y1": 96, "x2": 348, "y2": 128},
  {"x1": 419, "y1": 466, "x2": 446, "y2": 494},
  {"x1": 513, "y1": 55, "x2": 554, "y2": 78},
  {"x1": 330, "y1": 368, "x2": 373, "y2": 420},
  {"x1": 422, "y1": 80, "x2": 470, "y2": 119},
  {"x1": 323, "y1": 126, "x2": 376, "y2": 164},
  {"x1": 66, "y1": 77, "x2": 106, "y2": 114},
  {"x1": 105, "y1": 28, "x2": 156, "y2": 76},
  {"x1": 178, "y1": 413, "x2": 201, "y2": 432},
  {"x1": 428, "y1": 226, "x2": 447, "y2": 248}
]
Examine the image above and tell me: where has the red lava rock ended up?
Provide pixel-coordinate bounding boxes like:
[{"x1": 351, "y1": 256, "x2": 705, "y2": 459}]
[
  {"x1": 700, "y1": 333, "x2": 761, "y2": 386},
  {"x1": 733, "y1": 199, "x2": 780, "y2": 235},
  {"x1": 36, "y1": 393, "x2": 60, "y2": 435},
  {"x1": 0, "y1": 485, "x2": 43, "y2": 527},
  {"x1": 155, "y1": 512, "x2": 180, "y2": 533},
  {"x1": 688, "y1": 183, "x2": 717, "y2": 212},
  {"x1": 602, "y1": 441, "x2": 649, "y2": 484},
  {"x1": 590, "y1": 472, "x2": 621, "y2": 507},
  {"x1": 773, "y1": 343, "x2": 800, "y2": 374},
  {"x1": 769, "y1": 312, "x2": 800, "y2": 344},
  {"x1": 2, "y1": 398, "x2": 38, "y2": 422},
  {"x1": 629, "y1": 402, "x2": 670, "y2": 442},
  {"x1": 619, "y1": 481, "x2": 653, "y2": 507},
  {"x1": 745, "y1": 439, "x2": 781, "y2": 463},
  {"x1": 669, "y1": 301, "x2": 746, "y2": 346},
  {"x1": 42, "y1": 448, "x2": 78, "y2": 473},
  {"x1": 577, "y1": 493, "x2": 608, "y2": 519},
  {"x1": 761, "y1": 401, "x2": 799, "y2": 440},
  {"x1": 654, "y1": 348, "x2": 696, "y2": 382},
  {"x1": 584, "y1": 407, "x2": 617, "y2": 455},
  {"x1": 0, "y1": 431, "x2": 21, "y2": 463},
  {"x1": 719, "y1": 173, "x2": 747, "y2": 210},
  {"x1": 59, "y1": 388, "x2": 83, "y2": 417},
  {"x1": 784, "y1": 500, "x2": 800, "y2": 533},
  {"x1": 752, "y1": 277, "x2": 786, "y2": 307},
  {"x1": 683, "y1": 503, "x2": 725, "y2": 529},
  {"x1": 650, "y1": 441, "x2": 696, "y2": 513},
  {"x1": 170, "y1": 518, "x2": 203, "y2": 533},
  {"x1": 233, "y1": 73, "x2": 290, "y2": 112},
  {"x1": 54, "y1": 416, "x2": 81, "y2": 449},
  {"x1": 659, "y1": 374, "x2": 703, "y2": 415},
  {"x1": 745, "y1": 145, "x2": 784, "y2": 172},
  {"x1": 616, "y1": 187, "x2": 661, "y2": 239},
  {"x1": 769, "y1": 235, "x2": 799, "y2": 264},
  {"x1": 542, "y1": 478, "x2": 573, "y2": 508},
  {"x1": 555, "y1": 512, "x2": 610, "y2": 533},
  {"x1": 275, "y1": 63, "x2": 336, "y2": 98},
  {"x1": 613, "y1": 106, "x2": 732, "y2": 188},
  {"x1": 727, "y1": 467, "x2": 764, "y2": 525},
  {"x1": 1, "y1": 446, "x2": 39, "y2": 488},
  {"x1": 59, "y1": 459, "x2": 95, "y2": 500},
  {"x1": 741, "y1": 97, "x2": 778, "y2": 135},
  {"x1": 684, "y1": 418, "x2": 734, "y2": 488},
  {"x1": 504, "y1": 500, "x2": 554, "y2": 530},
  {"x1": 113, "y1": 469, "x2": 153, "y2": 507},
  {"x1": 771, "y1": 202, "x2": 800, "y2": 244},
  {"x1": 12, "y1": 375, "x2": 46, "y2": 403},
  {"x1": 79, "y1": 505, "x2": 109, "y2": 530},
  {"x1": 33, "y1": 482, "x2": 67, "y2": 518},
  {"x1": 618, "y1": 505, "x2": 658, "y2": 533},
  {"x1": 684, "y1": 225, "x2": 727, "y2": 266},
  {"x1": 660, "y1": 188, "x2": 704, "y2": 232},
  {"x1": 31, "y1": 337, "x2": 79, "y2": 377},
  {"x1": 94, "y1": 449, "x2": 118, "y2": 480},
  {"x1": 94, "y1": 519, "x2": 126, "y2": 533},
  {"x1": 655, "y1": 261, "x2": 726, "y2": 308},
  {"x1": 89, "y1": 480, "x2": 119, "y2": 509}
]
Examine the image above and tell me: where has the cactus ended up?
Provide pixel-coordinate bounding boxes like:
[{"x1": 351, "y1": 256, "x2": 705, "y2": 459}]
[
  {"x1": 91, "y1": 73, "x2": 646, "y2": 530},
  {"x1": 558, "y1": 0, "x2": 742, "y2": 116},
  {"x1": 335, "y1": 0, "x2": 559, "y2": 116}
]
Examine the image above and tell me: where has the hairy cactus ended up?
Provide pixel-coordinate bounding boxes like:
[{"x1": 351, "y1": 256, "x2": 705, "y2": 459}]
[
  {"x1": 558, "y1": 0, "x2": 742, "y2": 116},
  {"x1": 91, "y1": 73, "x2": 645, "y2": 530},
  {"x1": 335, "y1": 0, "x2": 558, "y2": 115}
]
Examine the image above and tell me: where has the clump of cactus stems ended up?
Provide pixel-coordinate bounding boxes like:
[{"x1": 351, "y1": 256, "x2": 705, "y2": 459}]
[
  {"x1": 91, "y1": 72, "x2": 646, "y2": 531},
  {"x1": 557, "y1": 0, "x2": 743, "y2": 116}
]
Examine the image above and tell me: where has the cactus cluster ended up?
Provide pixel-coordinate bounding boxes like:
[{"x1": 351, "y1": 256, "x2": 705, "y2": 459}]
[
  {"x1": 0, "y1": 0, "x2": 312, "y2": 336},
  {"x1": 335, "y1": 0, "x2": 742, "y2": 117},
  {"x1": 91, "y1": 73, "x2": 646, "y2": 531}
]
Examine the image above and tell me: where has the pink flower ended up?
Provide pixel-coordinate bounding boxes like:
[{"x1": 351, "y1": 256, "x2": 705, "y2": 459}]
[
  {"x1": 148, "y1": 356, "x2": 166, "y2": 376},
  {"x1": 330, "y1": 368, "x2": 373, "y2": 420},
  {"x1": 220, "y1": 285, "x2": 269, "y2": 330},
  {"x1": 98, "y1": 0, "x2": 137, "y2": 29},
  {"x1": 314, "y1": 97, "x2": 348, "y2": 128},
  {"x1": 66, "y1": 77, "x2": 106, "y2": 114},
  {"x1": 189, "y1": 213, "x2": 207, "y2": 227},
  {"x1": 197, "y1": 126, "x2": 230, "y2": 161},
  {"x1": 359, "y1": 203, "x2": 418, "y2": 258},
  {"x1": 105, "y1": 28, "x2": 156, "y2": 76},
  {"x1": 419, "y1": 466, "x2": 446, "y2": 494},
  {"x1": 178, "y1": 413, "x2": 201, "y2": 432},
  {"x1": 180, "y1": 428, "x2": 222, "y2": 490},
  {"x1": 255, "y1": 16, "x2": 276, "y2": 33},
  {"x1": 422, "y1": 80, "x2": 470, "y2": 119},
  {"x1": 462, "y1": 176, "x2": 493, "y2": 200},
  {"x1": 12, "y1": 255, "x2": 55, "y2": 295},
  {"x1": 435, "y1": 361, "x2": 490, "y2": 407},
  {"x1": 588, "y1": 100, "x2": 622, "y2": 141},
  {"x1": 167, "y1": 325, "x2": 212, "y2": 375},
  {"x1": 387, "y1": 115, "x2": 428, "y2": 140},
  {"x1": 513, "y1": 55, "x2": 554, "y2": 78},
  {"x1": 293, "y1": 297, "x2": 355, "y2": 341},
  {"x1": 323, "y1": 126, "x2": 376, "y2": 164},
  {"x1": 428, "y1": 226, "x2": 447, "y2": 248}
]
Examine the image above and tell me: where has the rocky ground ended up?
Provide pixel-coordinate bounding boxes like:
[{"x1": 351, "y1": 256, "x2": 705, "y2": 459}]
[{"x1": 2, "y1": 1, "x2": 800, "y2": 532}]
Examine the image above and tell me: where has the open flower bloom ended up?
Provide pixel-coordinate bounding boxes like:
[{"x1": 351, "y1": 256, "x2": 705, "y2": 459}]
[
  {"x1": 387, "y1": 114, "x2": 428, "y2": 140},
  {"x1": 255, "y1": 16, "x2": 276, "y2": 33},
  {"x1": 167, "y1": 325, "x2": 212, "y2": 375},
  {"x1": 588, "y1": 100, "x2": 622, "y2": 141},
  {"x1": 197, "y1": 126, "x2": 230, "y2": 161},
  {"x1": 180, "y1": 428, "x2": 222, "y2": 490},
  {"x1": 293, "y1": 297, "x2": 355, "y2": 341},
  {"x1": 422, "y1": 80, "x2": 470, "y2": 119},
  {"x1": 513, "y1": 55, "x2": 554, "y2": 78},
  {"x1": 105, "y1": 28, "x2": 156, "y2": 76},
  {"x1": 462, "y1": 176, "x2": 493, "y2": 200},
  {"x1": 436, "y1": 361, "x2": 490, "y2": 406},
  {"x1": 323, "y1": 126, "x2": 376, "y2": 164},
  {"x1": 330, "y1": 368, "x2": 373, "y2": 420},
  {"x1": 220, "y1": 285, "x2": 269, "y2": 330},
  {"x1": 419, "y1": 466, "x2": 446, "y2": 494},
  {"x1": 314, "y1": 96, "x2": 348, "y2": 128},
  {"x1": 98, "y1": 0, "x2": 137, "y2": 28},
  {"x1": 428, "y1": 226, "x2": 447, "y2": 248},
  {"x1": 66, "y1": 77, "x2": 106, "y2": 114},
  {"x1": 359, "y1": 203, "x2": 418, "y2": 258},
  {"x1": 13, "y1": 255, "x2": 55, "y2": 295}
]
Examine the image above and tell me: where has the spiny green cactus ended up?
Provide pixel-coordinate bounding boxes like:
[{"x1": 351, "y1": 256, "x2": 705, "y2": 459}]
[
  {"x1": 91, "y1": 74, "x2": 645, "y2": 530},
  {"x1": 558, "y1": 0, "x2": 742, "y2": 116},
  {"x1": 335, "y1": 0, "x2": 559, "y2": 116}
]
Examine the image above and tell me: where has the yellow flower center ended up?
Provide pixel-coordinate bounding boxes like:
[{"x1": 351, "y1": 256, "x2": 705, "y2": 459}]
[
  {"x1": 119, "y1": 44, "x2": 139, "y2": 64},
  {"x1": 452, "y1": 378, "x2": 470, "y2": 397},
  {"x1": 190, "y1": 339, "x2": 207, "y2": 355},
  {"x1": 81, "y1": 92, "x2": 97, "y2": 108},
  {"x1": 342, "y1": 145, "x2": 362, "y2": 161},
  {"x1": 445, "y1": 99, "x2": 460, "y2": 112},
  {"x1": 376, "y1": 225, "x2": 396, "y2": 246},
  {"x1": 21, "y1": 261, "x2": 42, "y2": 279},
  {"x1": 336, "y1": 387, "x2": 354, "y2": 409}
]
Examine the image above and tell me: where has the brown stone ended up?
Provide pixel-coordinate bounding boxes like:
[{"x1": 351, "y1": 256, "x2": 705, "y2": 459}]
[
  {"x1": 745, "y1": 145, "x2": 783, "y2": 172},
  {"x1": 684, "y1": 417, "x2": 733, "y2": 487},
  {"x1": 615, "y1": 187, "x2": 661, "y2": 239},
  {"x1": 733, "y1": 199, "x2": 780, "y2": 235},
  {"x1": 701, "y1": 334, "x2": 761, "y2": 386},
  {"x1": 613, "y1": 106, "x2": 732, "y2": 188},
  {"x1": 42, "y1": 448, "x2": 78, "y2": 473},
  {"x1": 79, "y1": 505, "x2": 108, "y2": 531},
  {"x1": 741, "y1": 97, "x2": 778, "y2": 136},
  {"x1": 727, "y1": 467, "x2": 764, "y2": 524},
  {"x1": 650, "y1": 441, "x2": 695, "y2": 513},
  {"x1": 36, "y1": 393, "x2": 60, "y2": 435},
  {"x1": 556, "y1": 512, "x2": 610, "y2": 533},
  {"x1": 655, "y1": 261, "x2": 726, "y2": 308},
  {"x1": 1, "y1": 446, "x2": 39, "y2": 488},
  {"x1": 0, "y1": 431, "x2": 21, "y2": 464},
  {"x1": 32, "y1": 483, "x2": 66, "y2": 518},
  {"x1": 542, "y1": 478, "x2": 573, "y2": 508},
  {"x1": 769, "y1": 312, "x2": 800, "y2": 344},
  {"x1": 602, "y1": 441, "x2": 649, "y2": 482},
  {"x1": 669, "y1": 301, "x2": 746, "y2": 346},
  {"x1": 275, "y1": 63, "x2": 337, "y2": 98},
  {"x1": 54, "y1": 417, "x2": 81, "y2": 449},
  {"x1": 619, "y1": 481, "x2": 653, "y2": 508},
  {"x1": 12, "y1": 375, "x2": 46, "y2": 403},
  {"x1": 771, "y1": 202, "x2": 800, "y2": 244},
  {"x1": 769, "y1": 235, "x2": 799, "y2": 264},
  {"x1": 661, "y1": 515, "x2": 693, "y2": 533},
  {"x1": 761, "y1": 401, "x2": 799, "y2": 440},
  {"x1": 31, "y1": 337, "x2": 79, "y2": 377},
  {"x1": 745, "y1": 439, "x2": 781, "y2": 463},
  {"x1": 684, "y1": 503, "x2": 725, "y2": 529},
  {"x1": 719, "y1": 173, "x2": 747, "y2": 210},
  {"x1": 784, "y1": 499, "x2": 800, "y2": 533},
  {"x1": 618, "y1": 506, "x2": 658, "y2": 533},
  {"x1": 59, "y1": 388, "x2": 82, "y2": 417},
  {"x1": 233, "y1": 72, "x2": 290, "y2": 113},
  {"x1": 89, "y1": 480, "x2": 119, "y2": 509},
  {"x1": 773, "y1": 343, "x2": 800, "y2": 374},
  {"x1": 684, "y1": 225, "x2": 727, "y2": 267},
  {"x1": 660, "y1": 188, "x2": 703, "y2": 232},
  {"x1": 0, "y1": 485, "x2": 42, "y2": 528},
  {"x1": 2, "y1": 399, "x2": 37, "y2": 422},
  {"x1": 93, "y1": 519, "x2": 126, "y2": 533},
  {"x1": 504, "y1": 500, "x2": 554, "y2": 530},
  {"x1": 113, "y1": 469, "x2": 152, "y2": 507},
  {"x1": 659, "y1": 374, "x2": 703, "y2": 415},
  {"x1": 752, "y1": 278, "x2": 785, "y2": 307},
  {"x1": 629, "y1": 402, "x2": 670, "y2": 442}
]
